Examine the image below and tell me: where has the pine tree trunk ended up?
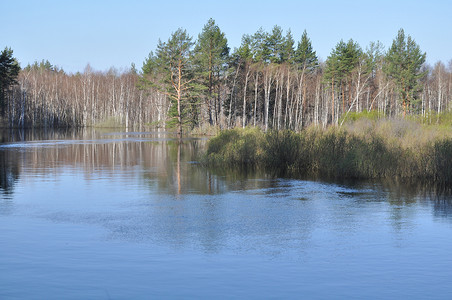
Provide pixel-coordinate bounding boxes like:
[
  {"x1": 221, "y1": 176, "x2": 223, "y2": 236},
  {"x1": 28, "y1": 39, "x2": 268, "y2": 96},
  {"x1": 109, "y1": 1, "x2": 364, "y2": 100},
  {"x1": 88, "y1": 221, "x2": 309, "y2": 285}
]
[{"x1": 177, "y1": 59, "x2": 182, "y2": 138}]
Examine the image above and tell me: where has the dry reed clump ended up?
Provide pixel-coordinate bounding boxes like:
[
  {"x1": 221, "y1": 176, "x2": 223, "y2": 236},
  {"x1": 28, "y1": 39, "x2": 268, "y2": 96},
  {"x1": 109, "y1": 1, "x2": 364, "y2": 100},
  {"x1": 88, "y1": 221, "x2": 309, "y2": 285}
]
[
  {"x1": 203, "y1": 127, "x2": 264, "y2": 166},
  {"x1": 204, "y1": 117, "x2": 452, "y2": 184}
]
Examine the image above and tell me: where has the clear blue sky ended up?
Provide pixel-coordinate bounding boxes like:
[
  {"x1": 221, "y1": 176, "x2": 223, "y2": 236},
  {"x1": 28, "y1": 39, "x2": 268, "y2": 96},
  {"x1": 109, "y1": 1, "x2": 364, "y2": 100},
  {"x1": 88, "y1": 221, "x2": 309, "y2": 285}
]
[{"x1": 2, "y1": 0, "x2": 451, "y2": 73}]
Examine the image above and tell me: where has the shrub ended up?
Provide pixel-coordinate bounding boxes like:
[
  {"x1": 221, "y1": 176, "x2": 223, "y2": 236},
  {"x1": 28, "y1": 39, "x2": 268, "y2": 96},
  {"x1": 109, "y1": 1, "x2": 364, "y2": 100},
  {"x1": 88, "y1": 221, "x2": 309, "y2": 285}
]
[{"x1": 204, "y1": 127, "x2": 263, "y2": 166}]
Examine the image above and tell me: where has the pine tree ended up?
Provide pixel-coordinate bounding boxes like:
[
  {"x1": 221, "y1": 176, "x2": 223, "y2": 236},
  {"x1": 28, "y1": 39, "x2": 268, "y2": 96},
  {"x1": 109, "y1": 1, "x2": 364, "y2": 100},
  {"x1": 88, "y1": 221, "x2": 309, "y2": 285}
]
[
  {"x1": 266, "y1": 25, "x2": 285, "y2": 64},
  {"x1": 295, "y1": 30, "x2": 318, "y2": 71},
  {"x1": 281, "y1": 29, "x2": 295, "y2": 64},
  {"x1": 0, "y1": 47, "x2": 20, "y2": 116},
  {"x1": 236, "y1": 34, "x2": 253, "y2": 61},
  {"x1": 193, "y1": 18, "x2": 229, "y2": 126},
  {"x1": 324, "y1": 39, "x2": 362, "y2": 122},
  {"x1": 250, "y1": 27, "x2": 269, "y2": 63},
  {"x1": 142, "y1": 28, "x2": 195, "y2": 137},
  {"x1": 384, "y1": 29, "x2": 426, "y2": 116}
]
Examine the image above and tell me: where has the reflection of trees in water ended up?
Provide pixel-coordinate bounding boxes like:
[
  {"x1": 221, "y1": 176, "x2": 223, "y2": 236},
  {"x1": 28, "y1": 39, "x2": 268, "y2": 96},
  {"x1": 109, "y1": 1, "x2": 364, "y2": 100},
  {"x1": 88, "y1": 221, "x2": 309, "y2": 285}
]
[
  {"x1": 0, "y1": 150, "x2": 20, "y2": 195},
  {"x1": 0, "y1": 129, "x2": 230, "y2": 196},
  {"x1": 432, "y1": 198, "x2": 452, "y2": 219},
  {"x1": 3, "y1": 129, "x2": 452, "y2": 234},
  {"x1": 0, "y1": 128, "x2": 84, "y2": 144},
  {"x1": 148, "y1": 139, "x2": 224, "y2": 195},
  {"x1": 380, "y1": 179, "x2": 452, "y2": 226},
  {"x1": 0, "y1": 128, "x2": 253, "y2": 197}
]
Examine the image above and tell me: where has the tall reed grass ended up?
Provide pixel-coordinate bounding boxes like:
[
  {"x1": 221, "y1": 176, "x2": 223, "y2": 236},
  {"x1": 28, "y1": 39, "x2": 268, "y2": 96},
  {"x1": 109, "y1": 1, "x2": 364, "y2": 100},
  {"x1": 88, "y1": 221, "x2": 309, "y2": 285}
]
[{"x1": 203, "y1": 116, "x2": 452, "y2": 185}]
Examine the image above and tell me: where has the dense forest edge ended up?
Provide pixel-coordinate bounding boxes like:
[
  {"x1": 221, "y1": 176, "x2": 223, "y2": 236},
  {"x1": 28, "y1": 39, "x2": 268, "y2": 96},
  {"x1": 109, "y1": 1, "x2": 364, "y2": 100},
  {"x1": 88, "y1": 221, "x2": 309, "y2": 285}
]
[
  {"x1": 1, "y1": 19, "x2": 452, "y2": 181},
  {"x1": 1, "y1": 19, "x2": 452, "y2": 133}
]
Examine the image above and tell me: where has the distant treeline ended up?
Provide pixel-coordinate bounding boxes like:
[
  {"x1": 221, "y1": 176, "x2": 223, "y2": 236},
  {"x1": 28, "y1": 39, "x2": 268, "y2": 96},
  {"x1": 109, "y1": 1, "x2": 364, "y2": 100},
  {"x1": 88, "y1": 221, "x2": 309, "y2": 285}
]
[
  {"x1": 1, "y1": 19, "x2": 451, "y2": 131},
  {"x1": 1, "y1": 62, "x2": 159, "y2": 128}
]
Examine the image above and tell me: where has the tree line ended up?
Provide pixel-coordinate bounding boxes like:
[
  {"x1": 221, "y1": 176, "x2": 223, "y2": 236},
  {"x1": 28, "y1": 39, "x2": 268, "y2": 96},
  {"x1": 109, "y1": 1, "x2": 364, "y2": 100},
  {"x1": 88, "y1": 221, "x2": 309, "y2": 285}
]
[{"x1": 1, "y1": 19, "x2": 452, "y2": 132}]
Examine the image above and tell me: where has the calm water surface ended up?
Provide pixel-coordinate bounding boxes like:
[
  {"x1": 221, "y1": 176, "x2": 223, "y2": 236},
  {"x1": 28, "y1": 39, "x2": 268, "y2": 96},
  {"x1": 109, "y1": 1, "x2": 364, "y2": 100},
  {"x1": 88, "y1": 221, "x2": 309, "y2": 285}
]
[{"x1": 1, "y1": 129, "x2": 452, "y2": 299}]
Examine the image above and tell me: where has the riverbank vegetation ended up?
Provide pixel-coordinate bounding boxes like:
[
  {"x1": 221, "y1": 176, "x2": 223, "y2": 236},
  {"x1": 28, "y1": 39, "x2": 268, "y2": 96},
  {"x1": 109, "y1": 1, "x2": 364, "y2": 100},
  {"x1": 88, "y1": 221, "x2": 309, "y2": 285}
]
[
  {"x1": 1, "y1": 20, "x2": 451, "y2": 133},
  {"x1": 203, "y1": 114, "x2": 452, "y2": 184}
]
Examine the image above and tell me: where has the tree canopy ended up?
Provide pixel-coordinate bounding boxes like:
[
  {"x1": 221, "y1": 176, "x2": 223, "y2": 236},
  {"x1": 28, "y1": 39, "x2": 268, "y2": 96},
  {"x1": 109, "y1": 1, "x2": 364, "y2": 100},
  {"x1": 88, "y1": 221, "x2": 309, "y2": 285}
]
[
  {"x1": 142, "y1": 28, "x2": 196, "y2": 135},
  {"x1": 3, "y1": 23, "x2": 448, "y2": 132},
  {"x1": 0, "y1": 47, "x2": 20, "y2": 115},
  {"x1": 193, "y1": 18, "x2": 229, "y2": 125},
  {"x1": 384, "y1": 28, "x2": 426, "y2": 115}
]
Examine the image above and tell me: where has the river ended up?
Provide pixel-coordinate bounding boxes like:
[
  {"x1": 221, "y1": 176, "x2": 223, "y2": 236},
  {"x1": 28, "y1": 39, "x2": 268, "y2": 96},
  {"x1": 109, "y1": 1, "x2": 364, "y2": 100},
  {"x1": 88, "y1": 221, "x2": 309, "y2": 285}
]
[{"x1": 1, "y1": 129, "x2": 451, "y2": 299}]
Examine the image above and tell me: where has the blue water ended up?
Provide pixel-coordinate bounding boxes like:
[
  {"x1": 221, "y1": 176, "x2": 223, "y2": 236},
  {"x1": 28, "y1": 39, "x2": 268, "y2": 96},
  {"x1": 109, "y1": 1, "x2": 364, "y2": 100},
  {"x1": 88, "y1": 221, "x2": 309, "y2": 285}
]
[{"x1": 1, "y1": 130, "x2": 451, "y2": 299}]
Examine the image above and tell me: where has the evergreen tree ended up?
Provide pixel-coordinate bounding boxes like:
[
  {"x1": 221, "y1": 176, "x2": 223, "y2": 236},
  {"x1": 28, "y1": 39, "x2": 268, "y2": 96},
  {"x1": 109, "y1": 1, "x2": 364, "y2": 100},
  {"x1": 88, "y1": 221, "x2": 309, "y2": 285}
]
[
  {"x1": 365, "y1": 41, "x2": 384, "y2": 76},
  {"x1": 281, "y1": 29, "x2": 295, "y2": 64},
  {"x1": 236, "y1": 34, "x2": 253, "y2": 61},
  {"x1": 142, "y1": 28, "x2": 195, "y2": 136},
  {"x1": 324, "y1": 39, "x2": 363, "y2": 122},
  {"x1": 0, "y1": 47, "x2": 20, "y2": 116},
  {"x1": 251, "y1": 27, "x2": 270, "y2": 63},
  {"x1": 295, "y1": 30, "x2": 318, "y2": 71},
  {"x1": 265, "y1": 25, "x2": 285, "y2": 64},
  {"x1": 384, "y1": 28, "x2": 426, "y2": 116},
  {"x1": 193, "y1": 18, "x2": 229, "y2": 125},
  {"x1": 324, "y1": 40, "x2": 346, "y2": 84},
  {"x1": 342, "y1": 39, "x2": 362, "y2": 75}
]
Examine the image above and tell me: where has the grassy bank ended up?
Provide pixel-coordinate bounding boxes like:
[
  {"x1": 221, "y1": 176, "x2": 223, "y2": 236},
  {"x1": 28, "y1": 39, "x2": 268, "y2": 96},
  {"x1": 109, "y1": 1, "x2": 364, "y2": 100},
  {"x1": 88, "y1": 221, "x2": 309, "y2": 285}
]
[{"x1": 203, "y1": 117, "x2": 452, "y2": 185}]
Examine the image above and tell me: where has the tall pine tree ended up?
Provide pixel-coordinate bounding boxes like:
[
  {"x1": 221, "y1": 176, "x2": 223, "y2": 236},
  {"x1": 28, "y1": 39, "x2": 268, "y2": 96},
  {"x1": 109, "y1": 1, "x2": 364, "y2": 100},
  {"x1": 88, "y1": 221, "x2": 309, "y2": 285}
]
[
  {"x1": 384, "y1": 29, "x2": 426, "y2": 116},
  {"x1": 142, "y1": 28, "x2": 195, "y2": 136},
  {"x1": 0, "y1": 47, "x2": 20, "y2": 116},
  {"x1": 193, "y1": 18, "x2": 229, "y2": 126},
  {"x1": 295, "y1": 30, "x2": 318, "y2": 72}
]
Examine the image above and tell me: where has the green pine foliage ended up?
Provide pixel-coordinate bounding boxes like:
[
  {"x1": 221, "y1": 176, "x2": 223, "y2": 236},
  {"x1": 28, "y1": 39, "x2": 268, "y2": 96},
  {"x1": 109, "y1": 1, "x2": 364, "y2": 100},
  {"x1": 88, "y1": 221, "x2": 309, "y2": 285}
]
[
  {"x1": 0, "y1": 47, "x2": 20, "y2": 115},
  {"x1": 324, "y1": 39, "x2": 363, "y2": 85},
  {"x1": 141, "y1": 28, "x2": 197, "y2": 134},
  {"x1": 193, "y1": 18, "x2": 229, "y2": 126},
  {"x1": 294, "y1": 30, "x2": 318, "y2": 71},
  {"x1": 384, "y1": 29, "x2": 426, "y2": 115}
]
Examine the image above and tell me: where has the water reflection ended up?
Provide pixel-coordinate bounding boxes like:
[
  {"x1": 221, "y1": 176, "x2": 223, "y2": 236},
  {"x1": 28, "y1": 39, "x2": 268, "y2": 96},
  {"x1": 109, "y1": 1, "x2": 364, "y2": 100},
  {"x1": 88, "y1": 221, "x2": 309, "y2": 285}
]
[
  {"x1": 2, "y1": 129, "x2": 452, "y2": 299},
  {"x1": 1, "y1": 128, "x2": 452, "y2": 225},
  {"x1": 0, "y1": 150, "x2": 19, "y2": 196}
]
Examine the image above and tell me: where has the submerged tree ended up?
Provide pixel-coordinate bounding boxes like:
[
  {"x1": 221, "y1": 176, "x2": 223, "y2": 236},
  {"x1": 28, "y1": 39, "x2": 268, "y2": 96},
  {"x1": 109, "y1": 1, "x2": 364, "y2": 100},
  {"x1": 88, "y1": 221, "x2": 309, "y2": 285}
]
[
  {"x1": 384, "y1": 29, "x2": 426, "y2": 116},
  {"x1": 0, "y1": 47, "x2": 20, "y2": 116}
]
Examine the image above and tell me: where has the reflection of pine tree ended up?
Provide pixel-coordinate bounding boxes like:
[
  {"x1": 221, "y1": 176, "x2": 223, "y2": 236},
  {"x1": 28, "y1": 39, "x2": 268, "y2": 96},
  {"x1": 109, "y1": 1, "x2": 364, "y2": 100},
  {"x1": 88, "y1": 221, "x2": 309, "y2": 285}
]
[{"x1": 0, "y1": 147, "x2": 20, "y2": 195}]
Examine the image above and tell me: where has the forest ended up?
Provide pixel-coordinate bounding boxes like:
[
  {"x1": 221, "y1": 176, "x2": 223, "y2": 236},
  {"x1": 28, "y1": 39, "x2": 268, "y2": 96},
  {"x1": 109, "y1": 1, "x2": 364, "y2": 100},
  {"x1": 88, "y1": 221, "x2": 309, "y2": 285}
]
[{"x1": 1, "y1": 18, "x2": 452, "y2": 133}]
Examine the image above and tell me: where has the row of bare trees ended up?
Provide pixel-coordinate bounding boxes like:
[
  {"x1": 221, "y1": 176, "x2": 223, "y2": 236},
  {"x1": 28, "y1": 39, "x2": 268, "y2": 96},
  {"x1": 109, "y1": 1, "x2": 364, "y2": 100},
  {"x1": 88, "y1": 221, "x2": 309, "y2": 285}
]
[{"x1": 4, "y1": 62, "x2": 168, "y2": 129}]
